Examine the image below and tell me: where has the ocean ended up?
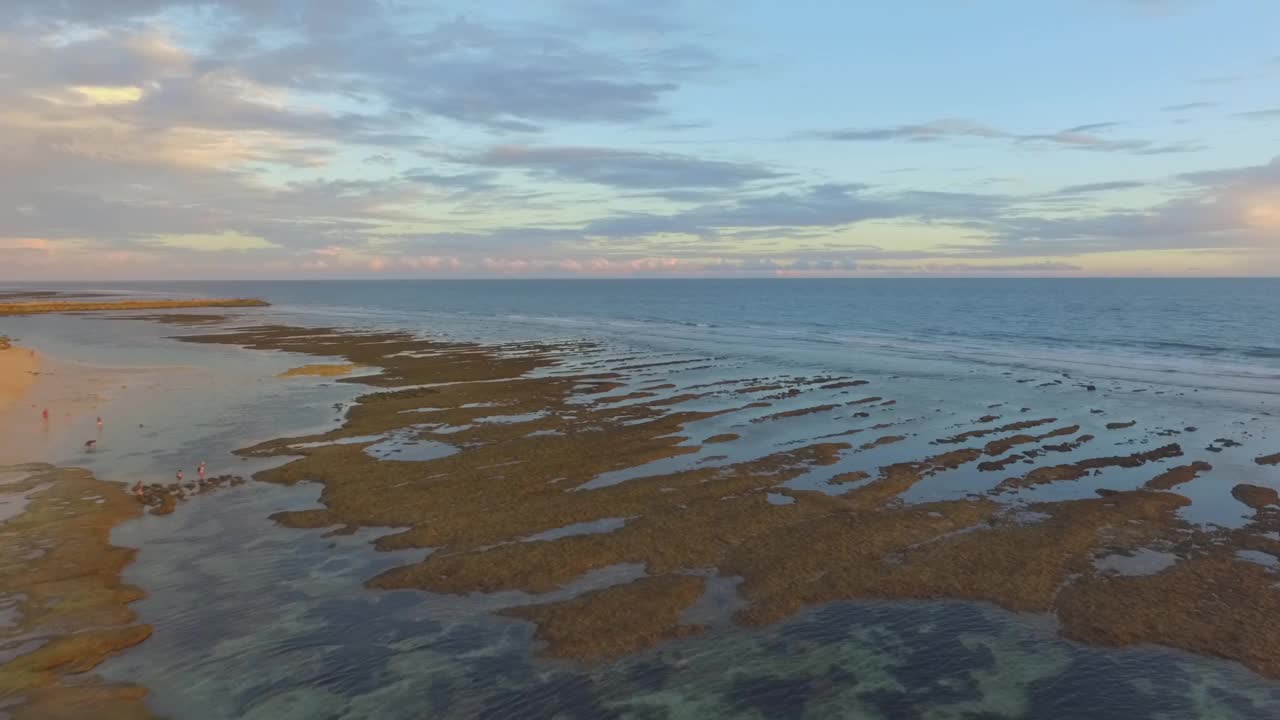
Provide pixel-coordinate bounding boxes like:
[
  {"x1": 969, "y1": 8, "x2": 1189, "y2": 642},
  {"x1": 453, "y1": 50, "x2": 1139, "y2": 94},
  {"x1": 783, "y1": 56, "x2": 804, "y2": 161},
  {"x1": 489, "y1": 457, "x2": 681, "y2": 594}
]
[
  {"x1": 4, "y1": 278, "x2": 1280, "y2": 719},
  {"x1": 17, "y1": 278, "x2": 1280, "y2": 384}
]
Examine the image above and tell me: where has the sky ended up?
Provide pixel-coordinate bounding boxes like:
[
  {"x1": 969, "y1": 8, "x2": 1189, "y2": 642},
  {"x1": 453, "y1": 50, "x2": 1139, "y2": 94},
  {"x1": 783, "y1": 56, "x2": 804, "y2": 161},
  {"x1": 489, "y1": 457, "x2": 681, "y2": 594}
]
[{"x1": 1, "y1": 0, "x2": 1278, "y2": 280}]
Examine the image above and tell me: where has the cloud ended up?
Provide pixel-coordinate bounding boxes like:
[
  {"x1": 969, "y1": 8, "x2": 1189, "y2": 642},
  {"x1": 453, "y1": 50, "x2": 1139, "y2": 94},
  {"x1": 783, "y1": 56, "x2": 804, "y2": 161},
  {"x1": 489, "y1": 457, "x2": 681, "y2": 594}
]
[
  {"x1": 583, "y1": 184, "x2": 889, "y2": 237},
  {"x1": 1234, "y1": 108, "x2": 1280, "y2": 120},
  {"x1": 795, "y1": 257, "x2": 1077, "y2": 275},
  {"x1": 1161, "y1": 101, "x2": 1216, "y2": 112},
  {"x1": 0, "y1": 4, "x2": 724, "y2": 267},
  {"x1": 400, "y1": 170, "x2": 499, "y2": 194},
  {"x1": 271, "y1": 253, "x2": 1083, "y2": 278},
  {"x1": 1179, "y1": 156, "x2": 1280, "y2": 187},
  {"x1": 232, "y1": 13, "x2": 711, "y2": 132},
  {"x1": 1060, "y1": 122, "x2": 1124, "y2": 133},
  {"x1": 1055, "y1": 180, "x2": 1148, "y2": 194},
  {"x1": 0, "y1": 30, "x2": 410, "y2": 150},
  {"x1": 580, "y1": 183, "x2": 1013, "y2": 239},
  {"x1": 811, "y1": 117, "x2": 1199, "y2": 155},
  {"x1": 813, "y1": 119, "x2": 1007, "y2": 143},
  {"x1": 973, "y1": 156, "x2": 1280, "y2": 256},
  {"x1": 448, "y1": 145, "x2": 779, "y2": 195},
  {"x1": 7, "y1": 2, "x2": 714, "y2": 133},
  {"x1": 0, "y1": 1, "x2": 1273, "y2": 279},
  {"x1": 149, "y1": 230, "x2": 278, "y2": 252},
  {"x1": 932, "y1": 261, "x2": 1081, "y2": 272}
]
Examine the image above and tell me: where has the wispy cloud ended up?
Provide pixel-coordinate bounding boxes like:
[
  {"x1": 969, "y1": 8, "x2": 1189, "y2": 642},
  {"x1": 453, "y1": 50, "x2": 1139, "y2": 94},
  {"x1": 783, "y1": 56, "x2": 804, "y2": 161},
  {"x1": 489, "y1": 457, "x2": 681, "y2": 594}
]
[
  {"x1": 446, "y1": 145, "x2": 780, "y2": 196},
  {"x1": 809, "y1": 118, "x2": 1200, "y2": 155},
  {"x1": 1161, "y1": 101, "x2": 1217, "y2": 112},
  {"x1": 1234, "y1": 108, "x2": 1280, "y2": 120},
  {"x1": 1055, "y1": 180, "x2": 1148, "y2": 194}
]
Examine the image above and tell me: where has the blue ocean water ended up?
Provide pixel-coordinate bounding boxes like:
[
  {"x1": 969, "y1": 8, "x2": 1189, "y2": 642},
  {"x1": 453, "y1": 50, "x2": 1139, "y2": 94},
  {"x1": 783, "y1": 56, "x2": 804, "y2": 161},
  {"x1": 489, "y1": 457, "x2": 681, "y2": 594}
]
[
  {"x1": 15, "y1": 278, "x2": 1280, "y2": 383},
  {"x1": 5, "y1": 279, "x2": 1280, "y2": 719}
]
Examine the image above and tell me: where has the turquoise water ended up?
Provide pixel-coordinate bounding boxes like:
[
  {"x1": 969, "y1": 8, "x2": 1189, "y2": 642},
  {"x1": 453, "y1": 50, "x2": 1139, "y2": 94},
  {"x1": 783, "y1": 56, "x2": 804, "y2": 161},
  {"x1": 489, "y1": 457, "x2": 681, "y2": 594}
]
[{"x1": 3, "y1": 281, "x2": 1280, "y2": 718}]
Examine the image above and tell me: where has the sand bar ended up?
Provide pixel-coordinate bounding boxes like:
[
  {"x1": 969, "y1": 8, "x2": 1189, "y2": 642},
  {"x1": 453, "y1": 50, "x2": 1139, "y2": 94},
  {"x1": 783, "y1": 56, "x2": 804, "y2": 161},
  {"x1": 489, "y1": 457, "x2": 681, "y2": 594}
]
[
  {"x1": 0, "y1": 298, "x2": 267, "y2": 316},
  {"x1": 279, "y1": 363, "x2": 362, "y2": 378}
]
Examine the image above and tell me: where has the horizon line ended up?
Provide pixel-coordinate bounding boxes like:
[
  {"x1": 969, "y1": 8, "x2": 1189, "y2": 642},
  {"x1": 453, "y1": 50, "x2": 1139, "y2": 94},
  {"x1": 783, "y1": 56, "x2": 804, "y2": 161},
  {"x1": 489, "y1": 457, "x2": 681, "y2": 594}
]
[{"x1": 4, "y1": 275, "x2": 1280, "y2": 283}]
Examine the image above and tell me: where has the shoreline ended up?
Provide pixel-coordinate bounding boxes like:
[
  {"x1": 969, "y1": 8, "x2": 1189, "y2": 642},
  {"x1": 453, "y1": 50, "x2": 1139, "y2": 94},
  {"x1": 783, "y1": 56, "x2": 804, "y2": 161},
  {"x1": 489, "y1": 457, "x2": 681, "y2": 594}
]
[
  {"x1": 0, "y1": 346, "x2": 150, "y2": 467},
  {"x1": 0, "y1": 322, "x2": 294, "y2": 720},
  {"x1": 0, "y1": 340, "x2": 164, "y2": 718},
  {"x1": 0, "y1": 341, "x2": 41, "y2": 419}
]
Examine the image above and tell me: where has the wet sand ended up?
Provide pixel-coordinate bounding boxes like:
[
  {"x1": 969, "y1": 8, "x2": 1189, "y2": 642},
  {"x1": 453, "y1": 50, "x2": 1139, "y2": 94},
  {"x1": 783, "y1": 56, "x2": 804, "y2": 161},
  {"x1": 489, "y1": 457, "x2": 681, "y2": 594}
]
[
  {"x1": 0, "y1": 343, "x2": 39, "y2": 416},
  {"x1": 0, "y1": 349, "x2": 155, "y2": 467}
]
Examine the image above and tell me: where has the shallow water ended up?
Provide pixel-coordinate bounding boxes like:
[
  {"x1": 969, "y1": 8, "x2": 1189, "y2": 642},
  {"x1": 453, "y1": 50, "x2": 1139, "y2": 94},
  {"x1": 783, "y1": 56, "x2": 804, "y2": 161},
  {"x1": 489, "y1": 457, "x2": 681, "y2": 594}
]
[
  {"x1": 4, "y1": 282, "x2": 1280, "y2": 718},
  {"x1": 100, "y1": 475, "x2": 1280, "y2": 720}
]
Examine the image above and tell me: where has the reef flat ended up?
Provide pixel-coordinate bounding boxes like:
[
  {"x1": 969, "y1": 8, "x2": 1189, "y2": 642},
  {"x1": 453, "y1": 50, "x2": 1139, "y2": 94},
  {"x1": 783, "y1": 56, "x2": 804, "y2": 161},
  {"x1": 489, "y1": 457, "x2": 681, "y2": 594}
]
[
  {"x1": 0, "y1": 464, "x2": 159, "y2": 720},
  {"x1": 160, "y1": 323, "x2": 1280, "y2": 679}
]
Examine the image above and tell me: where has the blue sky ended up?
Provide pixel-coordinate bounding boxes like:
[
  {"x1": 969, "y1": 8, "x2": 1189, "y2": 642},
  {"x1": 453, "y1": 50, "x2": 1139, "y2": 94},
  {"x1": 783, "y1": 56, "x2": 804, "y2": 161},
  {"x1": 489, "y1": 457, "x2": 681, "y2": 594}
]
[{"x1": 1, "y1": 0, "x2": 1277, "y2": 278}]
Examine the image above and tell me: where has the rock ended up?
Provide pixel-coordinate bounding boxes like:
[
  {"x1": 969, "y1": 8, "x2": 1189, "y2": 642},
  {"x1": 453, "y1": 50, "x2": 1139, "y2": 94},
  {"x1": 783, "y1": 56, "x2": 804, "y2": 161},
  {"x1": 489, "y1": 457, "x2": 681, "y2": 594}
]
[{"x1": 1232, "y1": 484, "x2": 1280, "y2": 510}]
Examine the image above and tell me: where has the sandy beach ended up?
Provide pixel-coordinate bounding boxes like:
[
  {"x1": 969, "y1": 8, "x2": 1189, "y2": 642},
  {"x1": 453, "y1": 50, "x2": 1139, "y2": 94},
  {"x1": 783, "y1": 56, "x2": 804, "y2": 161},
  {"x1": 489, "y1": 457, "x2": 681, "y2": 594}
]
[
  {"x1": 0, "y1": 348, "x2": 139, "y2": 466},
  {"x1": 0, "y1": 340, "x2": 40, "y2": 418}
]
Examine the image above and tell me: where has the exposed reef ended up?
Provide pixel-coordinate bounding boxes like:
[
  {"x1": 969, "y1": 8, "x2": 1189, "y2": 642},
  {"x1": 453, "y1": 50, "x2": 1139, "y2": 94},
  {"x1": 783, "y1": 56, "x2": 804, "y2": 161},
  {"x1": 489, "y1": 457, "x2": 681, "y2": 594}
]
[
  {"x1": 163, "y1": 324, "x2": 1280, "y2": 679},
  {"x1": 133, "y1": 474, "x2": 247, "y2": 515},
  {"x1": 278, "y1": 363, "x2": 361, "y2": 378},
  {"x1": 0, "y1": 464, "x2": 160, "y2": 719}
]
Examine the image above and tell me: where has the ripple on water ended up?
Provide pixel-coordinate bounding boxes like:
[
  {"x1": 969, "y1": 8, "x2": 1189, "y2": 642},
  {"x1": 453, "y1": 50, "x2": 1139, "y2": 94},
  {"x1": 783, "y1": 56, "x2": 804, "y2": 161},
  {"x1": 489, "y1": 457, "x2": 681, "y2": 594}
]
[{"x1": 100, "y1": 481, "x2": 1280, "y2": 720}]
